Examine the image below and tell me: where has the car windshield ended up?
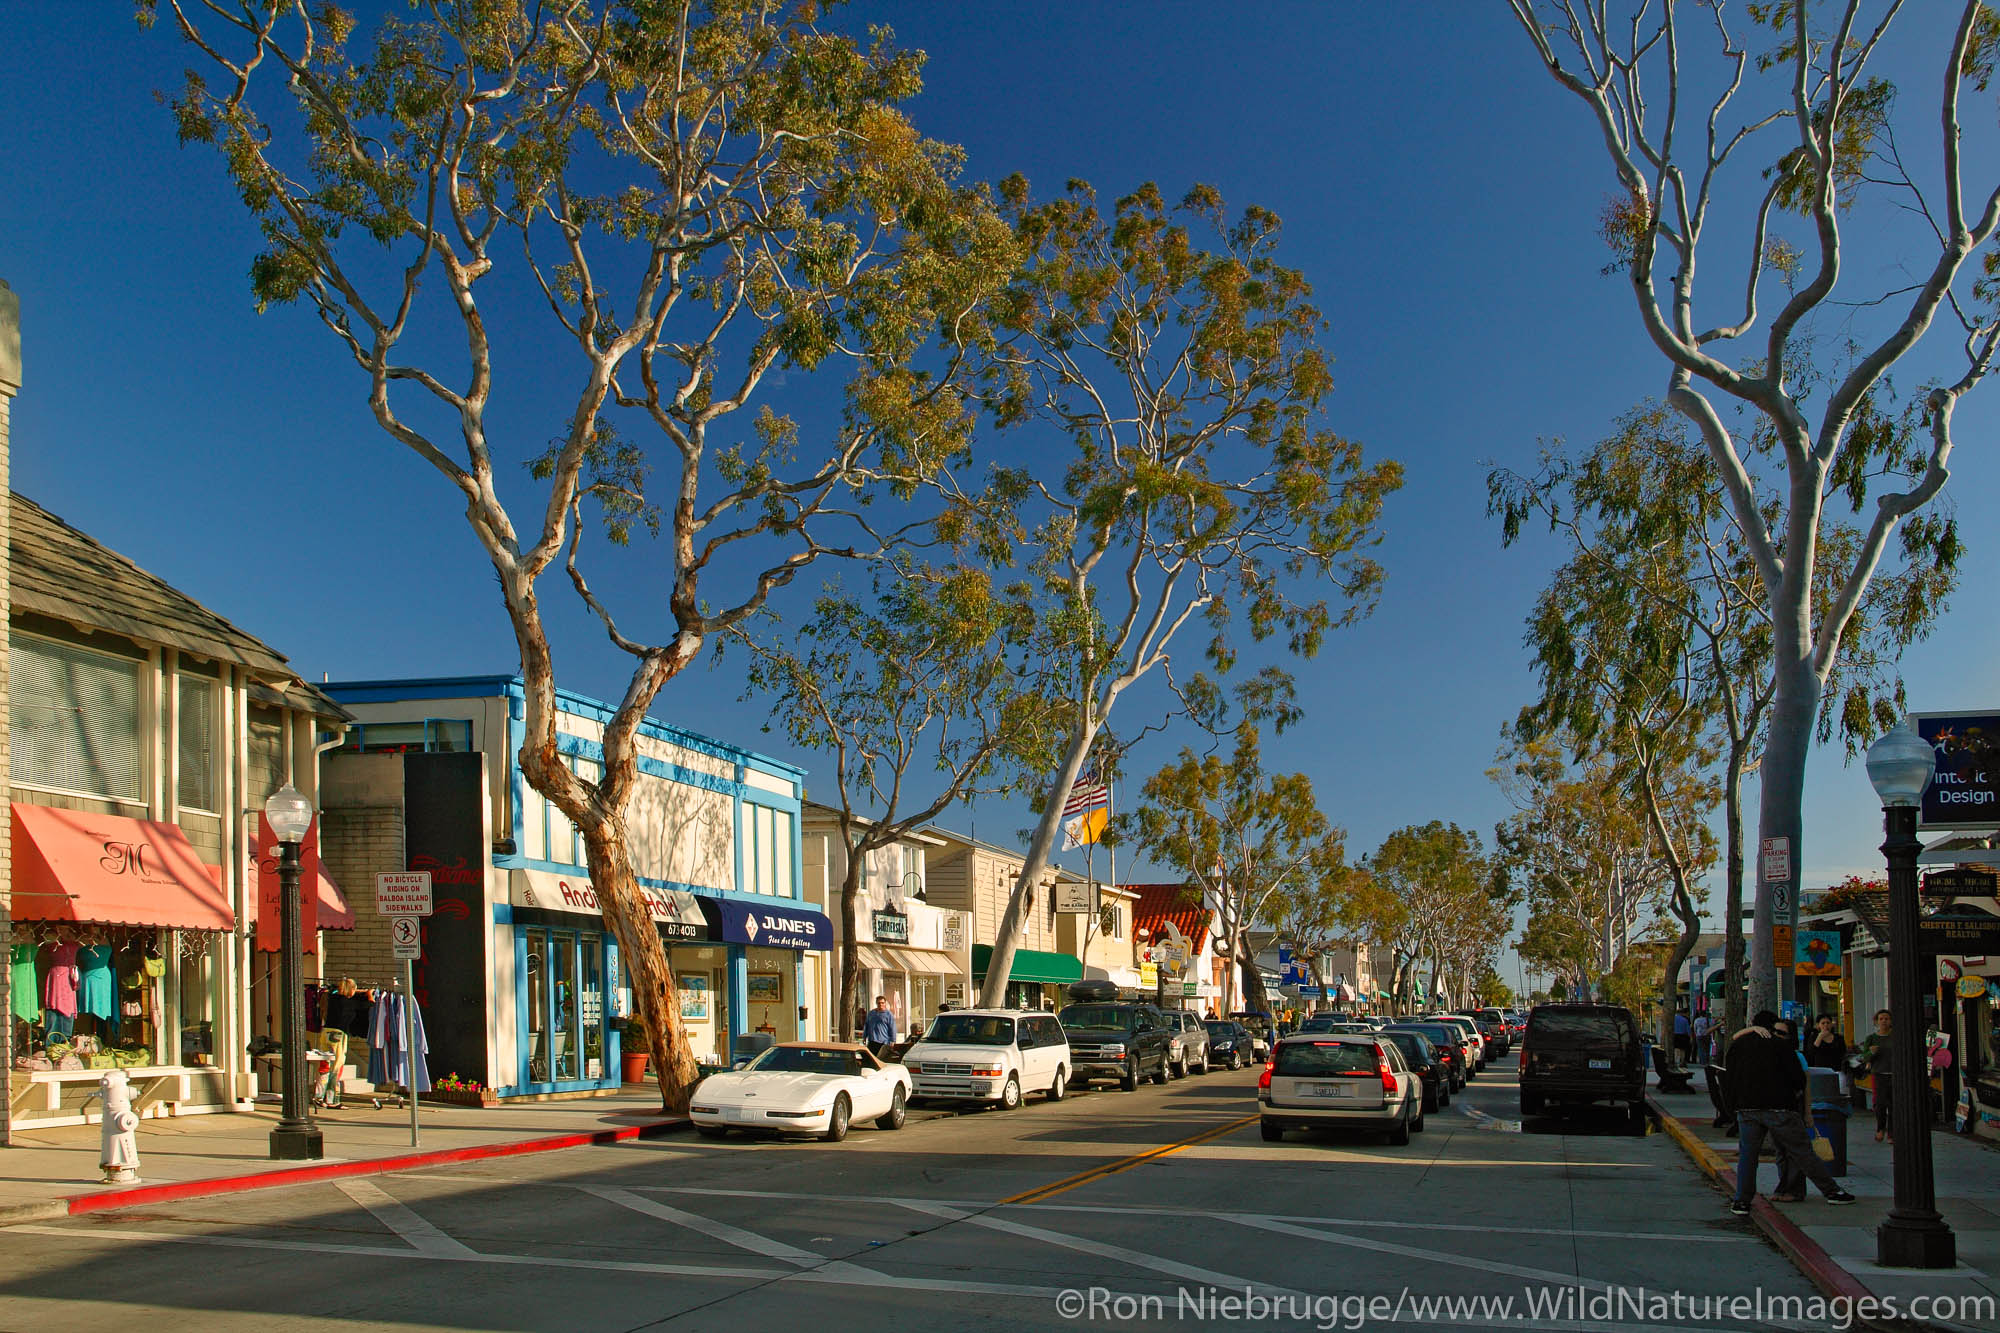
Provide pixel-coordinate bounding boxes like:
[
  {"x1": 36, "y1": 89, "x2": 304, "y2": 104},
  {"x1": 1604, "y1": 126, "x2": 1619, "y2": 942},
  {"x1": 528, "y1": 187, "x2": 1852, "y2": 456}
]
[
  {"x1": 1531, "y1": 1011, "x2": 1632, "y2": 1043},
  {"x1": 1296, "y1": 1016, "x2": 1340, "y2": 1032},
  {"x1": 1059, "y1": 1005, "x2": 1138, "y2": 1033},
  {"x1": 921, "y1": 1015, "x2": 1017, "y2": 1045},
  {"x1": 1382, "y1": 1032, "x2": 1433, "y2": 1064},
  {"x1": 1274, "y1": 1041, "x2": 1377, "y2": 1076},
  {"x1": 1203, "y1": 1022, "x2": 1237, "y2": 1039},
  {"x1": 746, "y1": 1047, "x2": 870, "y2": 1076}
]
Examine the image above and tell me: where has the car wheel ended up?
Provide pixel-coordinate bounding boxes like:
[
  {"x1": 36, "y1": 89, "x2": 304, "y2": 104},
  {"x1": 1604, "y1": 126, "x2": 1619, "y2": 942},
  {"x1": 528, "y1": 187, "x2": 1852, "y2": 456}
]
[
  {"x1": 1231, "y1": 1052, "x2": 1244, "y2": 1071},
  {"x1": 1170, "y1": 1058, "x2": 1185, "y2": 1080},
  {"x1": 1000, "y1": 1075, "x2": 1022, "y2": 1110},
  {"x1": 1152, "y1": 1060, "x2": 1170, "y2": 1086},
  {"x1": 1120, "y1": 1064, "x2": 1139, "y2": 1092},
  {"x1": 1387, "y1": 1110, "x2": 1412, "y2": 1146},
  {"x1": 1626, "y1": 1103, "x2": 1649, "y2": 1135},
  {"x1": 823, "y1": 1094, "x2": 851, "y2": 1142},
  {"x1": 876, "y1": 1084, "x2": 907, "y2": 1131},
  {"x1": 1412, "y1": 1105, "x2": 1426, "y2": 1134},
  {"x1": 1195, "y1": 1053, "x2": 1209, "y2": 1074},
  {"x1": 1261, "y1": 1118, "x2": 1284, "y2": 1143},
  {"x1": 1047, "y1": 1066, "x2": 1067, "y2": 1102},
  {"x1": 696, "y1": 1125, "x2": 729, "y2": 1140}
]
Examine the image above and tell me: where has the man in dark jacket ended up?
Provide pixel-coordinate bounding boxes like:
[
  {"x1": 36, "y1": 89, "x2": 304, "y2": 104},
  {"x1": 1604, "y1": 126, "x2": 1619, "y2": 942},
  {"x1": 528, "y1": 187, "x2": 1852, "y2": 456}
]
[{"x1": 1726, "y1": 1010, "x2": 1856, "y2": 1215}]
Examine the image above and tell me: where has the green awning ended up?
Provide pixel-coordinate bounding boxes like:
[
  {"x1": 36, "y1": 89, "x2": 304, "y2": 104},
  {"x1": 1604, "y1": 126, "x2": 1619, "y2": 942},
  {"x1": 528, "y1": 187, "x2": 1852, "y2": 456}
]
[{"x1": 972, "y1": 944, "x2": 1083, "y2": 987}]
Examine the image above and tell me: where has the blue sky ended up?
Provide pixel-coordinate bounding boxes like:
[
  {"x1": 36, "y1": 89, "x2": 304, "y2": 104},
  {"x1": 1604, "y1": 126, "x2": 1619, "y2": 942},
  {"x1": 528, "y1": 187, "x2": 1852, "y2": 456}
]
[{"x1": 5, "y1": 3, "x2": 1997, "y2": 949}]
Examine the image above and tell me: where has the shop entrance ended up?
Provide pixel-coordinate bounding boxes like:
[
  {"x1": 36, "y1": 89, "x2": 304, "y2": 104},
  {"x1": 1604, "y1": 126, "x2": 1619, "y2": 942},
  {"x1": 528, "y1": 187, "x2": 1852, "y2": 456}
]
[{"x1": 521, "y1": 927, "x2": 609, "y2": 1088}]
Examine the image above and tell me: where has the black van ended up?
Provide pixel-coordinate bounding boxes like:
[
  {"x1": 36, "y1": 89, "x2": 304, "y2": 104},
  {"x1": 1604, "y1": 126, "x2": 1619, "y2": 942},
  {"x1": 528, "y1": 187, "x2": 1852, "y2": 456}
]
[{"x1": 1519, "y1": 1003, "x2": 1646, "y2": 1126}]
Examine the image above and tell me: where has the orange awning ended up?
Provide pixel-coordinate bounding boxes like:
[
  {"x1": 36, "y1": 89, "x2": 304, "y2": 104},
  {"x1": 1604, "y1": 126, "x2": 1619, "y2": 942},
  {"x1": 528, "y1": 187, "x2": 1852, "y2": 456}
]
[
  {"x1": 11, "y1": 802, "x2": 233, "y2": 931},
  {"x1": 247, "y1": 865, "x2": 355, "y2": 934}
]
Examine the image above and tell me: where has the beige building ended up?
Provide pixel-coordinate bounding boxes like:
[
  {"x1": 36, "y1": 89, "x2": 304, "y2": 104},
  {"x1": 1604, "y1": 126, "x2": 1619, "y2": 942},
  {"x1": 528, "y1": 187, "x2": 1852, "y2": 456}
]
[
  {"x1": 1053, "y1": 881, "x2": 1140, "y2": 990},
  {"x1": 923, "y1": 827, "x2": 1084, "y2": 1008}
]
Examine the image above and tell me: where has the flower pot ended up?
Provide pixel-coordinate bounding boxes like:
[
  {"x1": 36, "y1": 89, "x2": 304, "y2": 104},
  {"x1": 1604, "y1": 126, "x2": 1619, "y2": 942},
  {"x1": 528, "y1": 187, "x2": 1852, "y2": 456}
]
[{"x1": 621, "y1": 1050, "x2": 650, "y2": 1084}]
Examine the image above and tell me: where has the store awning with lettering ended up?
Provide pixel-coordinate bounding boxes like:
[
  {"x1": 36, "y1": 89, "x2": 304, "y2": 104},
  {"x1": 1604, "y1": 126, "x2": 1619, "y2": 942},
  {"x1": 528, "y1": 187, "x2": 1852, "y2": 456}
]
[
  {"x1": 249, "y1": 815, "x2": 355, "y2": 949},
  {"x1": 970, "y1": 944, "x2": 1083, "y2": 987},
  {"x1": 507, "y1": 868, "x2": 706, "y2": 939},
  {"x1": 856, "y1": 944, "x2": 962, "y2": 976},
  {"x1": 11, "y1": 802, "x2": 233, "y2": 931},
  {"x1": 707, "y1": 898, "x2": 831, "y2": 951}
]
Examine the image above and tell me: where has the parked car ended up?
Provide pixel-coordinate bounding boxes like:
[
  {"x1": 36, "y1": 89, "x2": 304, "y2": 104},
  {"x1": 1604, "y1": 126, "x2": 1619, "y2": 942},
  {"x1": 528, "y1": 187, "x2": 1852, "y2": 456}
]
[
  {"x1": 1471, "y1": 1008, "x2": 1511, "y2": 1055},
  {"x1": 1519, "y1": 1003, "x2": 1646, "y2": 1127},
  {"x1": 1377, "y1": 1027, "x2": 1450, "y2": 1113},
  {"x1": 1258, "y1": 1034, "x2": 1423, "y2": 1145},
  {"x1": 1430, "y1": 1015, "x2": 1487, "y2": 1072},
  {"x1": 1229, "y1": 1011, "x2": 1277, "y2": 1061},
  {"x1": 1386, "y1": 1022, "x2": 1472, "y2": 1092},
  {"x1": 1203, "y1": 1020, "x2": 1252, "y2": 1070},
  {"x1": 1166, "y1": 1010, "x2": 1211, "y2": 1077},
  {"x1": 1058, "y1": 996, "x2": 1174, "y2": 1091},
  {"x1": 691, "y1": 1042, "x2": 912, "y2": 1141},
  {"x1": 902, "y1": 1010, "x2": 1069, "y2": 1109}
]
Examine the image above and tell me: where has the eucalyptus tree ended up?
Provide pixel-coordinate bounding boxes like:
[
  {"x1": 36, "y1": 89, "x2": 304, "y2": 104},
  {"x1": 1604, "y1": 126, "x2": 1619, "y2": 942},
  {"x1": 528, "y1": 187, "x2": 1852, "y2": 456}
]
[
  {"x1": 143, "y1": 0, "x2": 1014, "y2": 1109},
  {"x1": 1492, "y1": 740, "x2": 1671, "y2": 1002},
  {"x1": 1507, "y1": 1, "x2": 1995, "y2": 1010},
  {"x1": 1267, "y1": 856, "x2": 1372, "y2": 1000},
  {"x1": 969, "y1": 181, "x2": 1401, "y2": 1005},
  {"x1": 1493, "y1": 402, "x2": 1951, "y2": 1031},
  {"x1": 1125, "y1": 723, "x2": 1335, "y2": 1016},
  {"x1": 740, "y1": 562, "x2": 1061, "y2": 1040},
  {"x1": 1366, "y1": 822, "x2": 1496, "y2": 1012}
]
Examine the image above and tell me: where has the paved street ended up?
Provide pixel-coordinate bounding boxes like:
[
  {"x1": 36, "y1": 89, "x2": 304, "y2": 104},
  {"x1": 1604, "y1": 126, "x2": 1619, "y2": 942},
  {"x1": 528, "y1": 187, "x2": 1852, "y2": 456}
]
[{"x1": 0, "y1": 1064, "x2": 1833, "y2": 1332}]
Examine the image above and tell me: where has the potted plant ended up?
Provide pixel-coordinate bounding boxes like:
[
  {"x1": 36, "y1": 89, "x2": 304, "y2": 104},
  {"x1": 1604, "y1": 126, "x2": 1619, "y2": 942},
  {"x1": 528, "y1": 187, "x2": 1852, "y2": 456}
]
[
  {"x1": 429, "y1": 1073, "x2": 497, "y2": 1107},
  {"x1": 616, "y1": 1017, "x2": 650, "y2": 1084}
]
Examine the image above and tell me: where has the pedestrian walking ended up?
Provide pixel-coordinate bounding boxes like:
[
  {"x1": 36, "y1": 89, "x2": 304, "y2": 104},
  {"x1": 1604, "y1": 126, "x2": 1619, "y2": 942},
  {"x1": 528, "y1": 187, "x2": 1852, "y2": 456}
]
[
  {"x1": 863, "y1": 995, "x2": 898, "y2": 1060},
  {"x1": 1673, "y1": 1009, "x2": 1693, "y2": 1062},
  {"x1": 1725, "y1": 1009, "x2": 1856, "y2": 1215},
  {"x1": 1693, "y1": 1010, "x2": 1713, "y2": 1059},
  {"x1": 1857, "y1": 1009, "x2": 1894, "y2": 1142}
]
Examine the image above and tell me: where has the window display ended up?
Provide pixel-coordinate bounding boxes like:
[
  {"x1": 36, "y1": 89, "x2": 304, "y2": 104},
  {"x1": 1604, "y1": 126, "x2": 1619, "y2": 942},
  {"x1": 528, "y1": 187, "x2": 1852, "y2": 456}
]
[{"x1": 10, "y1": 925, "x2": 170, "y2": 1072}]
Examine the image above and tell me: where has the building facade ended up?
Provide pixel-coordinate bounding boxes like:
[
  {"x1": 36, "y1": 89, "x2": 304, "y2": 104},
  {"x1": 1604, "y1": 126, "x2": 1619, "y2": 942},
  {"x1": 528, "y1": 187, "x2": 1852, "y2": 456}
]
[
  {"x1": 923, "y1": 826, "x2": 1081, "y2": 1008},
  {"x1": 7, "y1": 493, "x2": 350, "y2": 1130},
  {"x1": 319, "y1": 677, "x2": 825, "y2": 1098}
]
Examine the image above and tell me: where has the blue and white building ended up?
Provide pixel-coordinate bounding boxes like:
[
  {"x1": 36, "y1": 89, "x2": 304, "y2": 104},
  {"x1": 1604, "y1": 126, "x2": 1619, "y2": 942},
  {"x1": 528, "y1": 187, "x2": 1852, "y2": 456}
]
[{"x1": 317, "y1": 676, "x2": 825, "y2": 1099}]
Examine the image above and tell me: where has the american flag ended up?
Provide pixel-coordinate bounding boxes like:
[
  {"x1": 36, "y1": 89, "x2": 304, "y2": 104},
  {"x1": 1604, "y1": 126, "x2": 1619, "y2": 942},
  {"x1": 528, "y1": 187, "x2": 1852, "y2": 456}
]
[
  {"x1": 1061, "y1": 775, "x2": 1110, "y2": 849},
  {"x1": 1062, "y1": 779, "x2": 1109, "y2": 816}
]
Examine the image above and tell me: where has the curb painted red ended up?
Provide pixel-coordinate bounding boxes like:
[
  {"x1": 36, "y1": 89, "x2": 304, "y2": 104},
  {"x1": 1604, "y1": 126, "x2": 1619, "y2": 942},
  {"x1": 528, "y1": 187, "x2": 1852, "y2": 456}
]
[
  {"x1": 1647, "y1": 1096, "x2": 1880, "y2": 1311},
  {"x1": 58, "y1": 1116, "x2": 690, "y2": 1217}
]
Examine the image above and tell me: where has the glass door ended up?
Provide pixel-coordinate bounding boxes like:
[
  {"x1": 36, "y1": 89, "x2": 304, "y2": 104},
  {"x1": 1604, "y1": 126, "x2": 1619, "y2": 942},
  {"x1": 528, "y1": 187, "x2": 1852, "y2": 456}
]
[
  {"x1": 581, "y1": 938, "x2": 604, "y2": 1081},
  {"x1": 552, "y1": 932, "x2": 579, "y2": 1082},
  {"x1": 525, "y1": 929, "x2": 549, "y2": 1084}
]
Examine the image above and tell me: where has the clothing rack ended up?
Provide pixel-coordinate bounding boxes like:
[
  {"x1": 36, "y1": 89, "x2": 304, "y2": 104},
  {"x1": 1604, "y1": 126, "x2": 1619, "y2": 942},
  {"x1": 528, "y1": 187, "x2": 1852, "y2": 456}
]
[{"x1": 301, "y1": 978, "x2": 411, "y2": 1110}]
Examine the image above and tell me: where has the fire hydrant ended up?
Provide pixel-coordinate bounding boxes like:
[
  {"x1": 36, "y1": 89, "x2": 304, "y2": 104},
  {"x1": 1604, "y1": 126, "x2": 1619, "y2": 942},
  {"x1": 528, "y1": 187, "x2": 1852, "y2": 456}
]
[{"x1": 98, "y1": 1070, "x2": 141, "y2": 1184}]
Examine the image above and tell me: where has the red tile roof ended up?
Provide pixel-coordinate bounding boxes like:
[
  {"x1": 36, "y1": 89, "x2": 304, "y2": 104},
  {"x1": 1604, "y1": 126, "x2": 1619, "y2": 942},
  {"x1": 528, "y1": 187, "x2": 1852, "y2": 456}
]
[{"x1": 1128, "y1": 883, "x2": 1212, "y2": 953}]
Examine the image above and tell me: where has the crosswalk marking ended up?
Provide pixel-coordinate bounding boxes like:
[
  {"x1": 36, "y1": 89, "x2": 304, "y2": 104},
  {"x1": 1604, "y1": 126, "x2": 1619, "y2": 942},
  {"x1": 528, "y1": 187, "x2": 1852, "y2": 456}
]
[{"x1": 334, "y1": 1179, "x2": 477, "y2": 1257}]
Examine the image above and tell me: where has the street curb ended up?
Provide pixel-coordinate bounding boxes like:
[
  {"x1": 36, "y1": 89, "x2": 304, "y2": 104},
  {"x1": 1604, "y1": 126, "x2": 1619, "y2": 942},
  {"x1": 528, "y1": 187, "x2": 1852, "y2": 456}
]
[
  {"x1": 0, "y1": 1115, "x2": 690, "y2": 1224},
  {"x1": 1648, "y1": 1096, "x2": 1882, "y2": 1314}
]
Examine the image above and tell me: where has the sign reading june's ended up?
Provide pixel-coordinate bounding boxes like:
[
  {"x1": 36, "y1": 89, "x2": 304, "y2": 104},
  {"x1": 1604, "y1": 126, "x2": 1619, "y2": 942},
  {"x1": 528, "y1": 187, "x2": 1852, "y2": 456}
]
[{"x1": 1915, "y1": 712, "x2": 2000, "y2": 829}]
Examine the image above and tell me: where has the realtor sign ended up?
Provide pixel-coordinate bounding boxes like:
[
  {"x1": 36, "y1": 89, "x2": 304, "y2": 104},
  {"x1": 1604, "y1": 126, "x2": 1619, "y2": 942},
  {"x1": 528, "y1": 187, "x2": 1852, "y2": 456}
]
[{"x1": 1915, "y1": 712, "x2": 2000, "y2": 829}]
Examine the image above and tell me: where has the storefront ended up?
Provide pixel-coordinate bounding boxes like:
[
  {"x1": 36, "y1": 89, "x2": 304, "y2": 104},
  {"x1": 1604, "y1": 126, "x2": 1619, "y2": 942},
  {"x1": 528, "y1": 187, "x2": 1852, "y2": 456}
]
[
  {"x1": 970, "y1": 944, "x2": 1082, "y2": 1011},
  {"x1": 703, "y1": 898, "x2": 831, "y2": 1060},
  {"x1": 9, "y1": 804, "x2": 239, "y2": 1126}
]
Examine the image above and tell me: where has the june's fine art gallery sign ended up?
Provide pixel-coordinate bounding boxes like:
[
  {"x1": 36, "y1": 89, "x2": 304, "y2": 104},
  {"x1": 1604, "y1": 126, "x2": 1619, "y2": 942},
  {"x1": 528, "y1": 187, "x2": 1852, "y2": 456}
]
[{"x1": 1915, "y1": 713, "x2": 2000, "y2": 829}]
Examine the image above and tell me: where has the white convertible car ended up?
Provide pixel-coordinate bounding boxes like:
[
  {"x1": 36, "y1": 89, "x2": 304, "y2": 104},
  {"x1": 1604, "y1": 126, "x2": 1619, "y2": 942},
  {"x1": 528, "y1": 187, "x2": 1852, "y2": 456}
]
[{"x1": 689, "y1": 1042, "x2": 912, "y2": 1141}]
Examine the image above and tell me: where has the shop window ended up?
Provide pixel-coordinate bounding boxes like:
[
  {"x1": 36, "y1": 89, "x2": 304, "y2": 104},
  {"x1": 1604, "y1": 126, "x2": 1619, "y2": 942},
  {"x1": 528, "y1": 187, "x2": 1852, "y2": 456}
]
[
  {"x1": 552, "y1": 935, "x2": 579, "y2": 1081},
  {"x1": 175, "y1": 931, "x2": 222, "y2": 1065},
  {"x1": 541, "y1": 754, "x2": 600, "y2": 868},
  {"x1": 177, "y1": 676, "x2": 216, "y2": 812},
  {"x1": 525, "y1": 929, "x2": 550, "y2": 1083},
  {"x1": 740, "y1": 804, "x2": 795, "y2": 896},
  {"x1": 335, "y1": 718, "x2": 473, "y2": 755},
  {"x1": 1101, "y1": 904, "x2": 1122, "y2": 939},
  {"x1": 12, "y1": 633, "x2": 144, "y2": 802}
]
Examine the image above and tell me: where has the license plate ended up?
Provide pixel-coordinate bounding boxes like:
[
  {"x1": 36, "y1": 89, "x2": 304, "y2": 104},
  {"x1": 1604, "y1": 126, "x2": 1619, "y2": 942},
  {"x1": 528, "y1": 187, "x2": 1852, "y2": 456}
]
[
  {"x1": 1588, "y1": 1059, "x2": 1611, "y2": 1070},
  {"x1": 1302, "y1": 1082, "x2": 1352, "y2": 1099}
]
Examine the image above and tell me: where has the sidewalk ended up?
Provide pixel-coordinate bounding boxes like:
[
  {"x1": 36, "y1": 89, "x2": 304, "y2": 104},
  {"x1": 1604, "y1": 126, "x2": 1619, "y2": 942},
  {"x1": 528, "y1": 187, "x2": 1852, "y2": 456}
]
[
  {"x1": 0, "y1": 1091, "x2": 686, "y2": 1223},
  {"x1": 1651, "y1": 1073, "x2": 2000, "y2": 1332}
]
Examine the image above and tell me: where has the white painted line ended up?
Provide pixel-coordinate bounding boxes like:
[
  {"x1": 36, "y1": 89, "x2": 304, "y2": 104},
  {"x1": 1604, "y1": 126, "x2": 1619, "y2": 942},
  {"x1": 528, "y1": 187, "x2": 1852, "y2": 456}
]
[
  {"x1": 334, "y1": 1179, "x2": 476, "y2": 1257},
  {"x1": 1234, "y1": 1212, "x2": 1600, "y2": 1288},
  {"x1": 578, "y1": 1185, "x2": 827, "y2": 1268},
  {"x1": 637, "y1": 1186, "x2": 1752, "y2": 1242},
  {"x1": 892, "y1": 1198, "x2": 1305, "y2": 1300}
]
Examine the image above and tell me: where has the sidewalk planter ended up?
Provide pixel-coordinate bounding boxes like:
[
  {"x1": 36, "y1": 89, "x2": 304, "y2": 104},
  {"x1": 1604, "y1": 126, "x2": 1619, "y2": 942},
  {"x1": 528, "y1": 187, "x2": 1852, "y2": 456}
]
[
  {"x1": 425, "y1": 1088, "x2": 501, "y2": 1108},
  {"x1": 620, "y1": 1051, "x2": 649, "y2": 1084}
]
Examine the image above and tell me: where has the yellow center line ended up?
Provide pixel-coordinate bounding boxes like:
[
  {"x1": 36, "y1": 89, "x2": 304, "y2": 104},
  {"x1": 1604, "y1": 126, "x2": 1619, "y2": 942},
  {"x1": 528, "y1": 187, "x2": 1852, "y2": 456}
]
[{"x1": 1000, "y1": 1113, "x2": 1259, "y2": 1206}]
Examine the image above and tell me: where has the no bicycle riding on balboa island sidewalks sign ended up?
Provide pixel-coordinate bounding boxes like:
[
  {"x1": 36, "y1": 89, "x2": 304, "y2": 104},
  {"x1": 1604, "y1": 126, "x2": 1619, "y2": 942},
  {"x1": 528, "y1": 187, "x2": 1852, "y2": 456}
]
[{"x1": 1914, "y1": 712, "x2": 2000, "y2": 828}]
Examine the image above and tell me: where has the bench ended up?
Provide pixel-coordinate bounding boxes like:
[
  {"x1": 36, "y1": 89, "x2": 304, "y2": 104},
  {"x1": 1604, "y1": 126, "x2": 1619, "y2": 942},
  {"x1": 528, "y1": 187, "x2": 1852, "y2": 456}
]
[
  {"x1": 8, "y1": 1066, "x2": 194, "y2": 1122},
  {"x1": 1648, "y1": 1043, "x2": 1696, "y2": 1093}
]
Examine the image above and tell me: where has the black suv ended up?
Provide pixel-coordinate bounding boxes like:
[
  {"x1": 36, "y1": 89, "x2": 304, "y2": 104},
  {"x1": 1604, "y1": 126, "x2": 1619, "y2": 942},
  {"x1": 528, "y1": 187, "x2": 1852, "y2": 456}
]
[
  {"x1": 1058, "y1": 991, "x2": 1175, "y2": 1091},
  {"x1": 1519, "y1": 1003, "x2": 1646, "y2": 1126}
]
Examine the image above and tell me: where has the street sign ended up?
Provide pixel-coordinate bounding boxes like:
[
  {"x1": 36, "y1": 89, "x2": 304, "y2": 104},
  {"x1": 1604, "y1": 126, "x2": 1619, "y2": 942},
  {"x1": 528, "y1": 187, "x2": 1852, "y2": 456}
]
[
  {"x1": 1925, "y1": 867, "x2": 1998, "y2": 897},
  {"x1": 1761, "y1": 837, "x2": 1792, "y2": 883},
  {"x1": 377, "y1": 871, "x2": 434, "y2": 916},
  {"x1": 1773, "y1": 924, "x2": 1795, "y2": 967},
  {"x1": 390, "y1": 916, "x2": 422, "y2": 960}
]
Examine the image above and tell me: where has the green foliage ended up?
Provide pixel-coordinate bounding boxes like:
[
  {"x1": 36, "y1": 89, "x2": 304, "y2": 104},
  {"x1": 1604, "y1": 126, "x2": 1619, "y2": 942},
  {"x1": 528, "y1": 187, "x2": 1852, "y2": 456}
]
[{"x1": 1364, "y1": 821, "x2": 1505, "y2": 1008}]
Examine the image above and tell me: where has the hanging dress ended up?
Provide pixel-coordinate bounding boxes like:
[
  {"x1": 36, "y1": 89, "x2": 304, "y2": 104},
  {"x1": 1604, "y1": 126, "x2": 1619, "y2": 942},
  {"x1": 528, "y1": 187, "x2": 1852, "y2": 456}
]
[
  {"x1": 10, "y1": 943, "x2": 38, "y2": 1022},
  {"x1": 77, "y1": 944, "x2": 116, "y2": 1021}
]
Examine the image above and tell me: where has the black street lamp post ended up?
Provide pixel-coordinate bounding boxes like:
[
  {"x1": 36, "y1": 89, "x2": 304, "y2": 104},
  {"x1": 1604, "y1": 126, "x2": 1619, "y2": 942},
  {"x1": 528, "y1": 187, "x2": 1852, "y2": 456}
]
[
  {"x1": 1866, "y1": 720, "x2": 1954, "y2": 1269},
  {"x1": 266, "y1": 784, "x2": 323, "y2": 1162}
]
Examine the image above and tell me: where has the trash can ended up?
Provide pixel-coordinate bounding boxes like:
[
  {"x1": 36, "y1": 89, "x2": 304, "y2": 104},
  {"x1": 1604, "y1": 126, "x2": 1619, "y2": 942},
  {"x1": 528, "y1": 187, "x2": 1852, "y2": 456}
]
[{"x1": 1808, "y1": 1068, "x2": 1848, "y2": 1176}]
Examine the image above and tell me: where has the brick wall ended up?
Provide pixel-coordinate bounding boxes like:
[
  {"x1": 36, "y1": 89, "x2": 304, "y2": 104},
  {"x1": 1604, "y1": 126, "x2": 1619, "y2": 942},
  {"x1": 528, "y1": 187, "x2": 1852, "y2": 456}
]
[{"x1": 320, "y1": 804, "x2": 404, "y2": 984}]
